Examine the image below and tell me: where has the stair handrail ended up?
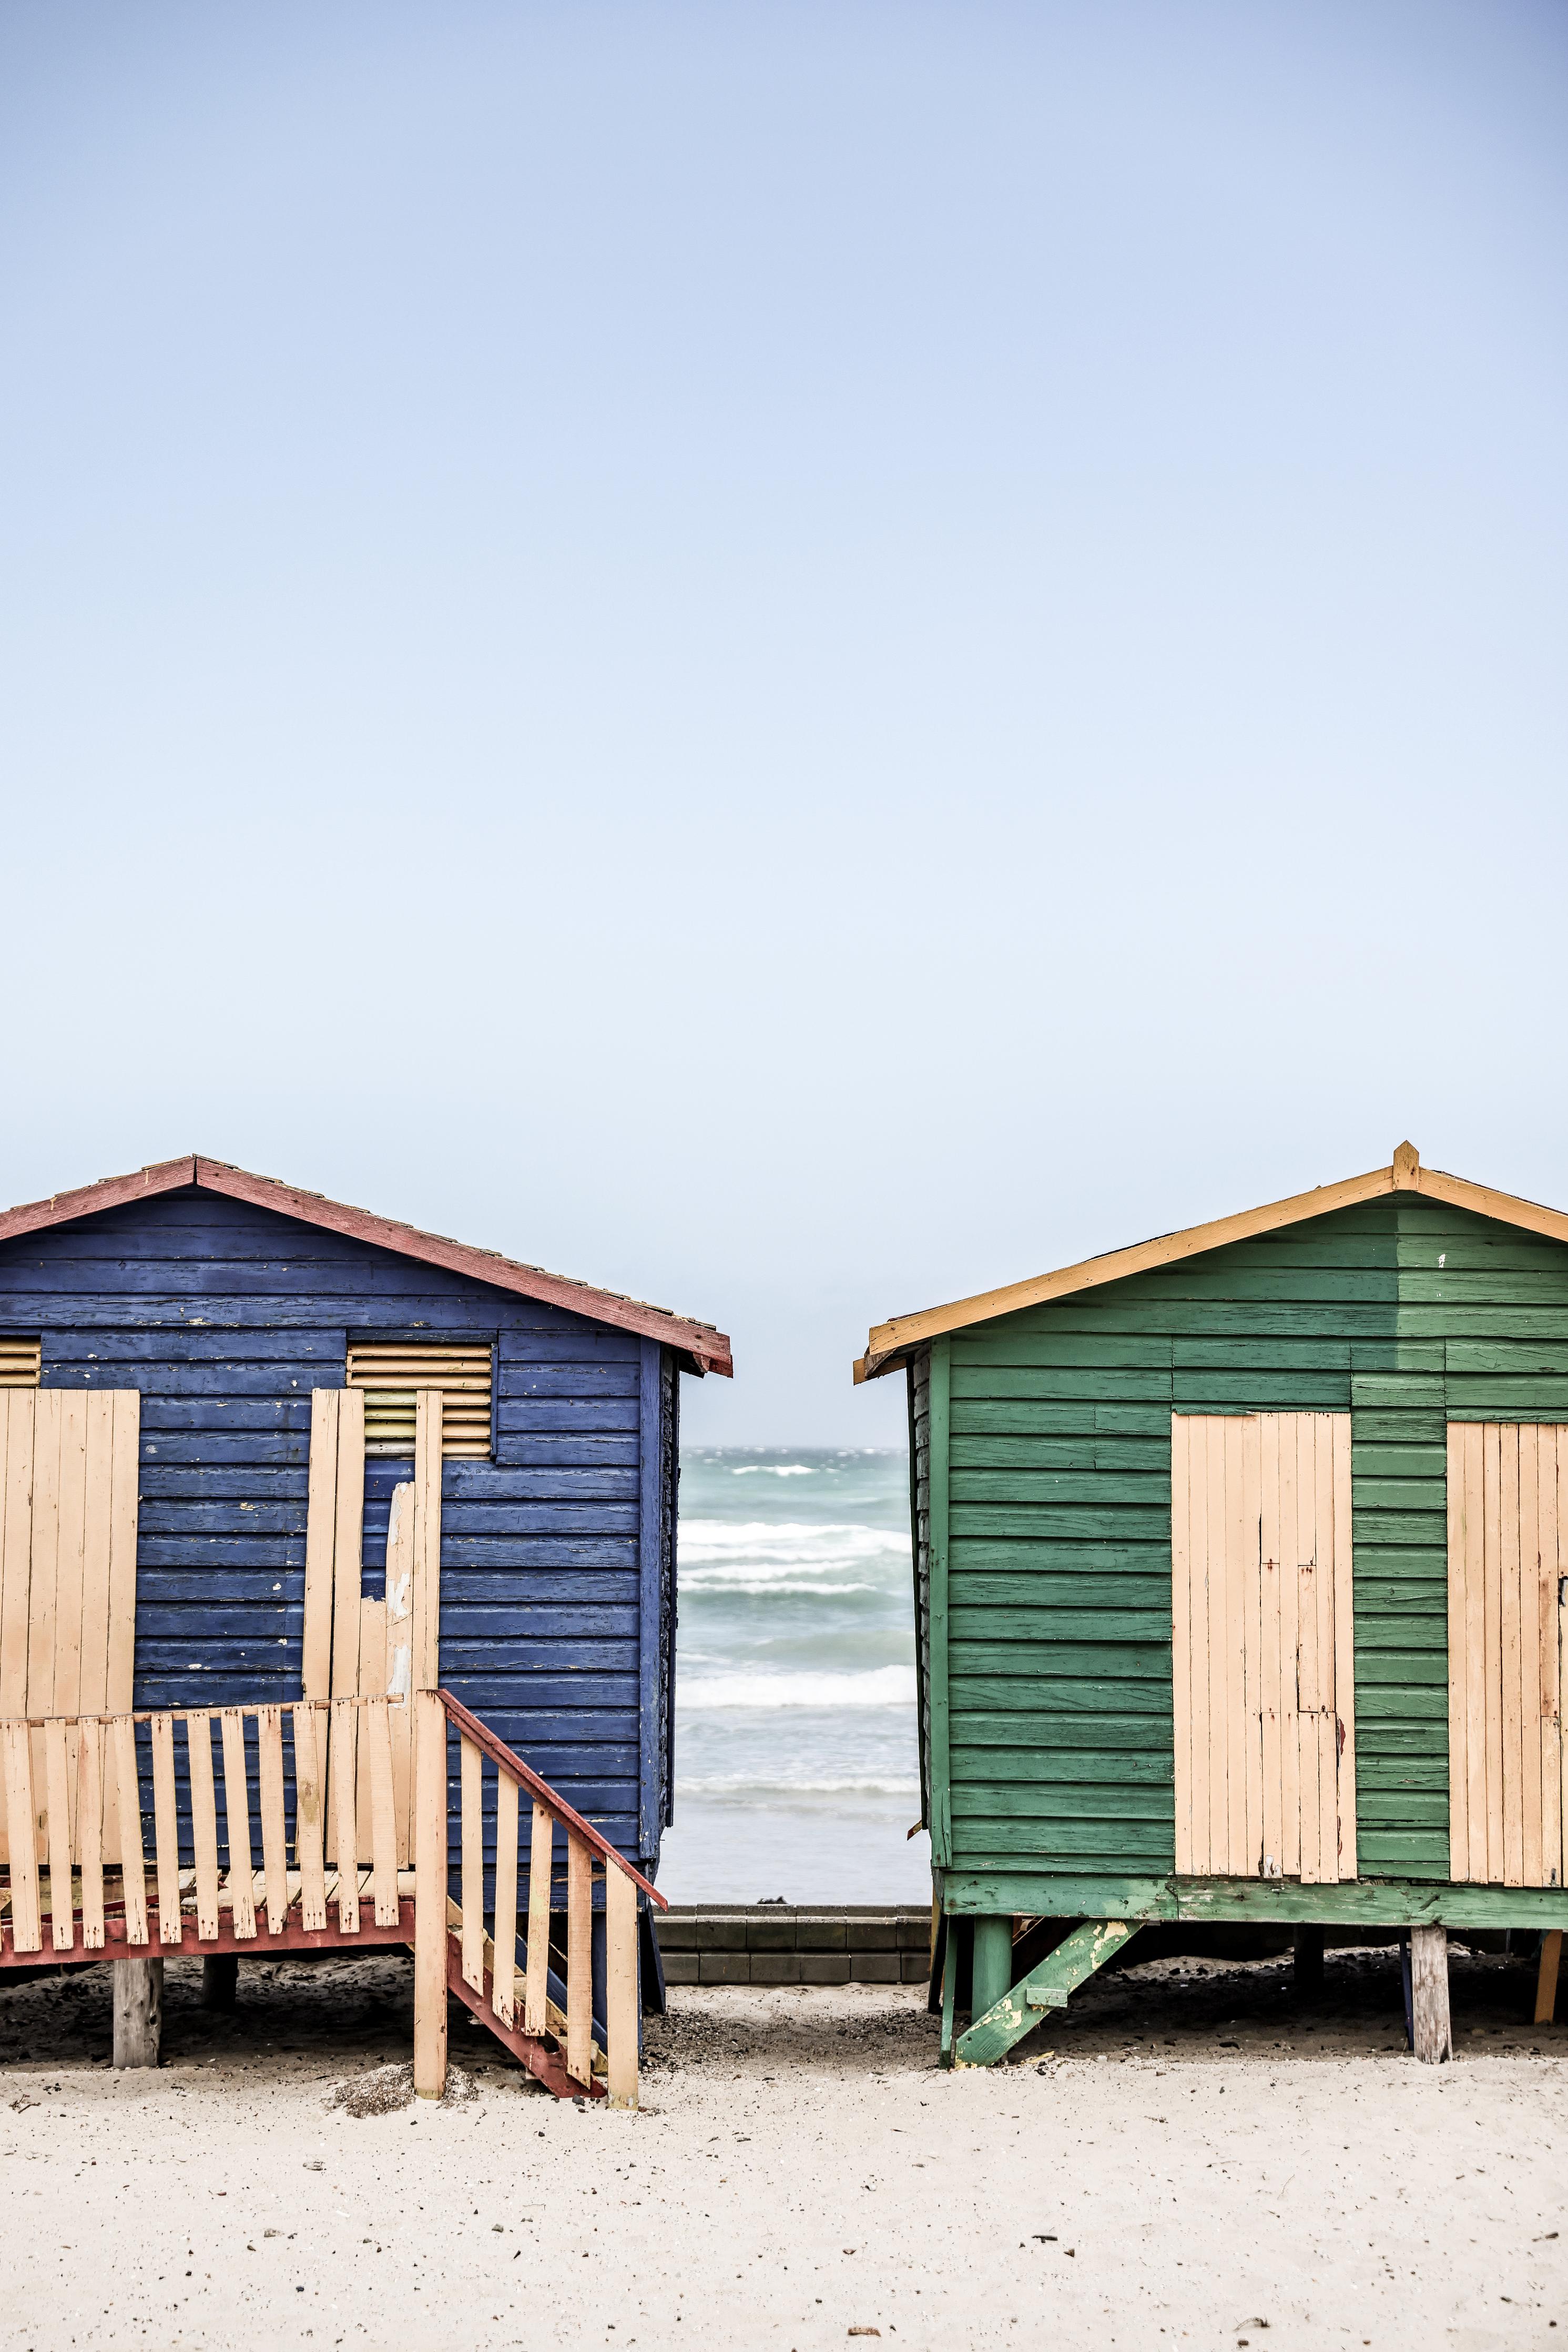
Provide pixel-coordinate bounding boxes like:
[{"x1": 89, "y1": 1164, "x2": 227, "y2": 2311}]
[
  {"x1": 413, "y1": 1686, "x2": 663, "y2": 2110},
  {"x1": 433, "y1": 1687, "x2": 667, "y2": 1908}
]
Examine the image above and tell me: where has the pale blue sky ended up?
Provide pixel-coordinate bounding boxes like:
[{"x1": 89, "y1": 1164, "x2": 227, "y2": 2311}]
[{"x1": 2, "y1": 2, "x2": 1565, "y2": 1439}]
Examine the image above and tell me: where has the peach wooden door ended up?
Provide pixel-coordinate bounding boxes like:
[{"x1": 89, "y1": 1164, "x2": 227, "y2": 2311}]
[
  {"x1": 1172, "y1": 1412, "x2": 1357, "y2": 1884},
  {"x1": 1447, "y1": 1424, "x2": 1566, "y2": 1888}
]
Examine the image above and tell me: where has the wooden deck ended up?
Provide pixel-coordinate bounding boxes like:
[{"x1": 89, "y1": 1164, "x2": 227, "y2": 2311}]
[{"x1": 0, "y1": 1688, "x2": 664, "y2": 2105}]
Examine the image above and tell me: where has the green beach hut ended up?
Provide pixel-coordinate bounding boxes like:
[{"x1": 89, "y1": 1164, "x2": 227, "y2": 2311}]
[{"x1": 856, "y1": 1144, "x2": 1568, "y2": 2064}]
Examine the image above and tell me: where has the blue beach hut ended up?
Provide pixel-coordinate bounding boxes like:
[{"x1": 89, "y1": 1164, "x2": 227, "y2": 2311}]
[{"x1": 0, "y1": 1154, "x2": 729, "y2": 2084}]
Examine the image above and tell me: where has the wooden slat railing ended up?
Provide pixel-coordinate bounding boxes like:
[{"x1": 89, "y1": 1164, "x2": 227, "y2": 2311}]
[
  {"x1": 413, "y1": 1687, "x2": 667, "y2": 2111},
  {"x1": 0, "y1": 1696, "x2": 408, "y2": 1959}
]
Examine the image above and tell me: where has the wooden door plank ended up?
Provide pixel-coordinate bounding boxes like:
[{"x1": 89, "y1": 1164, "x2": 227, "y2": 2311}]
[
  {"x1": 44, "y1": 1718, "x2": 73, "y2": 1952},
  {"x1": 188, "y1": 1715, "x2": 221, "y2": 1940},
  {"x1": 220, "y1": 1710, "x2": 256, "y2": 1940},
  {"x1": 150, "y1": 1713, "x2": 182, "y2": 1944},
  {"x1": 291, "y1": 1705, "x2": 328, "y2": 1933},
  {"x1": 1549, "y1": 1430, "x2": 1566, "y2": 1891},
  {"x1": 78, "y1": 1719, "x2": 105, "y2": 1950},
  {"x1": 384, "y1": 1478, "x2": 415, "y2": 1865},
  {"x1": 1463, "y1": 1422, "x2": 1489, "y2": 1882},
  {"x1": 1483, "y1": 1423, "x2": 1505, "y2": 1882},
  {"x1": 605, "y1": 1864, "x2": 638, "y2": 2108},
  {"x1": 301, "y1": 1391, "x2": 340, "y2": 1703},
  {"x1": 460, "y1": 1733, "x2": 484, "y2": 1992},
  {"x1": 331, "y1": 1699, "x2": 360, "y2": 1934},
  {"x1": 1447, "y1": 1424, "x2": 1470, "y2": 1885},
  {"x1": 1205, "y1": 1418, "x2": 1228, "y2": 1877},
  {"x1": 1259, "y1": 1414, "x2": 1283, "y2": 1880},
  {"x1": 51, "y1": 1395, "x2": 88, "y2": 1733},
  {"x1": 365, "y1": 1701, "x2": 399, "y2": 1928},
  {"x1": 1294, "y1": 1416, "x2": 1321, "y2": 1884},
  {"x1": 113, "y1": 1715, "x2": 148, "y2": 1945},
  {"x1": 1221, "y1": 1416, "x2": 1249, "y2": 1877},
  {"x1": 1331, "y1": 1411, "x2": 1357, "y2": 1881},
  {"x1": 1241, "y1": 1414, "x2": 1264, "y2": 1882},
  {"x1": 2, "y1": 1721, "x2": 40, "y2": 1951},
  {"x1": 355, "y1": 1596, "x2": 388, "y2": 1864},
  {"x1": 1184, "y1": 1414, "x2": 1211, "y2": 1878},
  {"x1": 1278, "y1": 1408, "x2": 1301, "y2": 1880},
  {"x1": 1519, "y1": 1426, "x2": 1545, "y2": 1887},
  {"x1": 0, "y1": 1396, "x2": 33, "y2": 1863},
  {"x1": 326, "y1": 1395, "x2": 364, "y2": 1867},
  {"x1": 102, "y1": 1390, "x2": 140, "y2": 1863},
  {"x1": 1313, "y1": 1413, "x2": 1340, "y2": 1885},
  {"x1": 1169, "y1": 1415, "x2": 1193, "y2": 1877},
  {"x1": 257, "y1": 1707, "x2": 289, "y2": 1934},
  {"x1": 413, "y1": 1393, "x2": 444, "y2": 1692},
  {"x1": 77, "y1": 1400, "x2": 115, "y2": 1729},
  {"x1": 565, "y1": 1829, "x2": 593, "y2": 2087},
  {"x1": 525, "y1": 1801, "x2": 552, "y2": 2034},
  {"x1": 1500, "y1": 1426, "x2": 1525, "y2": 1884},
  {"x1": 27, "y1": 1392, "x2": 63, "y2": 1864}
]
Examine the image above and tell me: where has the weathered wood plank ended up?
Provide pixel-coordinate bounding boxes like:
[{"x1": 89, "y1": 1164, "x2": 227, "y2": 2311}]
[
  {"x1": 151, "y1": 1712, "x2": 181, "y2": 1944},
  {"x1": 566, "y1": 1829, "x2": 592, "y2": 2087},
  {"x1": 605, "y1": 1863, "x2": 638, "y2": 2107},
  {"x1": 492, "y1": 1770, "x2": 518, "y2": 2027},
  {"x1": 113, "y1": 1715, "x2": 148, "y2": 1945},
  {"x1": 78, "y1": 1718, "x2": 105, "y2": 1950},
  {"x1": 301, "y1": 1389, "x2": 339, "y2": 1702},
  {"x1": 412, "y1": 1688, "x2": 449, "y2": 2100},
  {"x1": 292, "y1": 1704, "x2": 327, "y2": 1933},
  {"x1": 220, "y1": 1709, "x2": 256, "y2": 1939},
  {"x1": 188, "y1": 1714, "x2": 221, "y2": 1940},
  {"x1": 525, "y1": 1800, "x2": 551, "y2": 2034},
  {"x1": 461, "y1": 1733, "x2": 484, "y2": 1992},
  {"x1": 257, "y1": 1706, "x2": 289, "y2": 1933},
  {"x1": 1, "y1": 1719, "x2": 40, "y2": 1949}
]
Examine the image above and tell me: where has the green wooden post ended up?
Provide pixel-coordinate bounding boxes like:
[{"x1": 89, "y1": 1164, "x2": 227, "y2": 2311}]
[
  {"x1": 971, "y1": 1915, "x2": 1012, "y2": 2017},
  {"x1": 929, "y1": 1336, "x2": 951, "y2": 1867}
]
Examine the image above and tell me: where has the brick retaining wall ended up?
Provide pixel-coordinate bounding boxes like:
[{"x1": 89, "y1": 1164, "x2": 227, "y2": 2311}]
[{"x1": 655, "y1": 1905, "x2": 931, "y2": 1986}]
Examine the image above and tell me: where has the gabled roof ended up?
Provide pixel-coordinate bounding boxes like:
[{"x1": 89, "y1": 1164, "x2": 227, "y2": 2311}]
[
  {"x1": 0, "y1": 1155, "x2": 732, "y2": 1377},
  {"x1": 854, "y1": 1142, "x2": 1568, "y2": 1382}
]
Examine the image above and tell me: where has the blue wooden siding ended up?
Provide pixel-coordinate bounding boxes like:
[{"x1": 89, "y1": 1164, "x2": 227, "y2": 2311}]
[{"x1": 0, "y1": 1185, "x2": 678, "y2": 1872}]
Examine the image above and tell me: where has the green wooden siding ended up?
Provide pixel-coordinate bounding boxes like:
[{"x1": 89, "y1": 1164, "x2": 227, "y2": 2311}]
[{"x1": 938, "y1": 1192, "x2": 1568, "y2": 1891}]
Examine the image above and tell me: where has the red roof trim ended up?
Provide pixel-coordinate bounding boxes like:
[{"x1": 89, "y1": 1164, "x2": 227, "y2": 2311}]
[{"x1": 0, "y1": 1156, "x2": 733, "y2": 1377}]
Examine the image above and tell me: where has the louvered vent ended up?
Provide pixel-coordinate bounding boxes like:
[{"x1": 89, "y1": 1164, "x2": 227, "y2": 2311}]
[
  {"x1": 0, "y1": 1337, "x2": 41, "y2": 1387},
  {"x1": 345, "y1": 1343, "x2": 494, "y2": 1459}
]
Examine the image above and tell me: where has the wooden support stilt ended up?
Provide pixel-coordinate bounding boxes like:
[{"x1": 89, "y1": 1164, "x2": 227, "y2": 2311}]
[
  {"x1": 113, "y1": 1957, "x2": 164, "y2": 2068},
  {"x1": 1410, "y1": 1923, "x2": 1452, "y2": 2064},
  {"x1": 1535, "y1": 1929, "x2": 1562, "y2": 2025},
  {"x1": 970, "y1": 1916, "x2": 1013, "y2": 2020},
  {"x1": 201, "y1": 1955, "x2": 239, "y2": 2011}
]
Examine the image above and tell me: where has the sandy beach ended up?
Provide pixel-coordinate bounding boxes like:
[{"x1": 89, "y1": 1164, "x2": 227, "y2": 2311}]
[{"x1": 0, "y1": 1942, "x2": 1563, "y2": 2350}]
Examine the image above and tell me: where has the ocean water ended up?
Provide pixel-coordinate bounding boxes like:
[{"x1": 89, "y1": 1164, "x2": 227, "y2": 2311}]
[{"x1": 656, "y1": 1446, "x2": 933, "y2": 1904}]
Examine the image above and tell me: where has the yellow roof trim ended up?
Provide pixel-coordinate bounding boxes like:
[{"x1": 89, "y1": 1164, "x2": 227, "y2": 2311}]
[{"x1": 853, "y1": 1144, "x2": 1568, "y2": 1382}]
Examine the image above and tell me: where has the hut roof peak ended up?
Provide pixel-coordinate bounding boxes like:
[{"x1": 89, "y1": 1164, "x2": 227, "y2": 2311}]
[
  {"x1": 0, "y1": 1153, "x2": 732, "y2": 1376},
  {"x1": 854, "y1": 1142, "x2": 1566, "y2": 1382}
]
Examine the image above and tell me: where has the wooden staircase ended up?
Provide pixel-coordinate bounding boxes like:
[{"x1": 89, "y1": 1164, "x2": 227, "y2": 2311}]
[{"x1": 415, "y1": 1688, "x2": 665, "y2": 2106}]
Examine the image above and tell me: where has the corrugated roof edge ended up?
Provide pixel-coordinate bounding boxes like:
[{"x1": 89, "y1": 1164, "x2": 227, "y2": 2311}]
[
  {"x1": 853, "y1": 1141, "x2": 1568, "y2": 1382},
  {"x1": 0, "y1": 1153, "x2": 733, "y2": 1378}
]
